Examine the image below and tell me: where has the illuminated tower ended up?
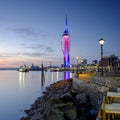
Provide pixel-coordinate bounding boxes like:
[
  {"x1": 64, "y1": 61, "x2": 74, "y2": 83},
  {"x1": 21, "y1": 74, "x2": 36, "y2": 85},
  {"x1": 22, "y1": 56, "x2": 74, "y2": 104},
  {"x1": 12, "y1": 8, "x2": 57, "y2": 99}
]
[{"x1": 61, "y1": 16, "x2": 70, "y2": 68}]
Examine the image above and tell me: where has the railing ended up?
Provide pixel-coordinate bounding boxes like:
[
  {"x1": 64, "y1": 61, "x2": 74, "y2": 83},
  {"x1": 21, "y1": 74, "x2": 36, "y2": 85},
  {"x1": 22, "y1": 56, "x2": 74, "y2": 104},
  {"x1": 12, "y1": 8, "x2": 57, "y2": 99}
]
[{"x1": 98, "y1": 92, "x2": 120, "y2": 120}]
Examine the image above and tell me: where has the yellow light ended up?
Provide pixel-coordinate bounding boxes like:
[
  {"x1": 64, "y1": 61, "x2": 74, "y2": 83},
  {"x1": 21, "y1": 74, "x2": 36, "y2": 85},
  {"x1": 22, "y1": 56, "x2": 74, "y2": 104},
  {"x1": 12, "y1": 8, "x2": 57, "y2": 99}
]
[{"x1": 76, "y1": 56, "x2": 79, "y2": 60}]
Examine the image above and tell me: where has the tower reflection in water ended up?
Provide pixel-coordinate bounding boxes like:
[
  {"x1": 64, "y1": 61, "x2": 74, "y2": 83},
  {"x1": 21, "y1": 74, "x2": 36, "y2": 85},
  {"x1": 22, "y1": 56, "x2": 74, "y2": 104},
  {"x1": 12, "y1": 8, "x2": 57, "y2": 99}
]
[
  {"x1": 19, "y1": 72, "x2": 29, "y2": 88},
  {"x1": 41, "y1": 63, "x2": 45, "y2": 88},
  {"x1": 41, "y1": 70, "x2": 45, "y2": 88},
  {"x1": 64, "y1": 72, "x2": 72, "y2": 80}
]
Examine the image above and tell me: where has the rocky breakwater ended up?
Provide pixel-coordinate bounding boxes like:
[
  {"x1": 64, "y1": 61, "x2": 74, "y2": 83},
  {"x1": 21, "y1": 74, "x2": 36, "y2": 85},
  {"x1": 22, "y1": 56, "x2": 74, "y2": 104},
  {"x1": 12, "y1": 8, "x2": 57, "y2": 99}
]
[{"x1": 21, "y1": 79, "x2": 102, "y2": 120}]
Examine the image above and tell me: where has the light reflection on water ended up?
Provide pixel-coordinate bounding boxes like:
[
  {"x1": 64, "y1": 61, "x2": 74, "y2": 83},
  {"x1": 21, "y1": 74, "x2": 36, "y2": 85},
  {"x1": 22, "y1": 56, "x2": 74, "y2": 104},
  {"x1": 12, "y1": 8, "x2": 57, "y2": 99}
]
[
  {"x1": 0, "y1": 70, "x2": 72, "y2": 120},
  {"x1": 64, "y1": 72, "x2": 72, "y2": 80},
  {"x1": 19, "y1": 72, "x2": 29, "y2": 88}
]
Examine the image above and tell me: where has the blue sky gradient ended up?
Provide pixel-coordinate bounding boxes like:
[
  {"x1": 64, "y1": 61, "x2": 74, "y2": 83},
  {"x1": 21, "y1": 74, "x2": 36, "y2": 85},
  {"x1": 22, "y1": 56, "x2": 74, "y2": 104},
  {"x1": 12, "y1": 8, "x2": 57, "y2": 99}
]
[{"x1": 0, "y1": 0, "x2": 120, "y2": 67}]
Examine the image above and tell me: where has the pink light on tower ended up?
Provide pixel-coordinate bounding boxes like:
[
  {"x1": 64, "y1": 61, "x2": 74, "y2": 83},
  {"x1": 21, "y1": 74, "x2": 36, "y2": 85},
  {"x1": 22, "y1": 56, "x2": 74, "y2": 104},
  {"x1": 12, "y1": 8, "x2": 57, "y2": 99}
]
[{"x1": 61, "y1": 16, "x2": 70, "y2": 68}]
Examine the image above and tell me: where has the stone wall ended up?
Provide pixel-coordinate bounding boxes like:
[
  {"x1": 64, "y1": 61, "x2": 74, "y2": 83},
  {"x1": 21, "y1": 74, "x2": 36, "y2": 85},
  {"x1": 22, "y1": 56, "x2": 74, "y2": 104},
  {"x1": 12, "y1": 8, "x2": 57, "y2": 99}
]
[
  {"x1": 91, "y1": 76, "x2": 120, "y2": 91},
  {"x1": 72, "y1": 77, "x2": 105, "y2": 109}
]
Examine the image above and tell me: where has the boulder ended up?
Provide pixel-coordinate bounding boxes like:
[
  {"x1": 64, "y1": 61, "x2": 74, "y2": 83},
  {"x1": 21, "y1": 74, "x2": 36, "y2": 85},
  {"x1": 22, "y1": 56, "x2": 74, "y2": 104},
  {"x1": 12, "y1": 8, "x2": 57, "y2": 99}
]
[
  {"x1": 64, "y1": 106, "x2": 77, "y2": 120},
  {"x1": 75, "y1": 92, "x2": 87, "y2": 103},
  {"x1": 46, "y1": 107, "x2": 65, "y2": 120},
  {"x1": 54, "y1": 102, "x2": 73, "y2": 111},
  {"x1": 60, "y1": 92, "x2": 73, "y2": 103}
]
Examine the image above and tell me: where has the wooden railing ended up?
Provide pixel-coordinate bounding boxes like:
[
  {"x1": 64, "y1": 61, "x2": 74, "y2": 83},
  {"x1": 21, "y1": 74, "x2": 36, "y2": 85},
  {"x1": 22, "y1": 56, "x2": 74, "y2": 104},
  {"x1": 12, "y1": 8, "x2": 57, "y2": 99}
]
[{"x1": 98, "y1": 92, "x2": 120, "y2": 120}]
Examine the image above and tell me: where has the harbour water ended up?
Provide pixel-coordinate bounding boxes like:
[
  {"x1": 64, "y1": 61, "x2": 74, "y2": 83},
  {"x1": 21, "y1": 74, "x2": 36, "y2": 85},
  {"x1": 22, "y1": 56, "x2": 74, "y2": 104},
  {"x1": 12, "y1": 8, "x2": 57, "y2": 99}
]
[{"x1": 0, "y1": 70, "x2": 72, "y2": 120}]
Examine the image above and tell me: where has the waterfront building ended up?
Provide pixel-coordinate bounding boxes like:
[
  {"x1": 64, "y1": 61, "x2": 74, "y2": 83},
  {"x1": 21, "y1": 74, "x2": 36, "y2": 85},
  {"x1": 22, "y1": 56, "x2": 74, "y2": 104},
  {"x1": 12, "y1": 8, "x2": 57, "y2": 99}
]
[
  {"x1": 98, "y1": 54, "x2": 120, "y2": 73},
  {"x1": 92, "y1": 60, "x2": 97, "y2": 64},
  {"x1": 29, "y1": 64, "x2": 41, "y2": 71},
  {"x1": 80, "y1": 59, "x2": 87, "y2": 65},
  {"x1": 61, "y1": 16, "x2": 70, "y2": 68}
]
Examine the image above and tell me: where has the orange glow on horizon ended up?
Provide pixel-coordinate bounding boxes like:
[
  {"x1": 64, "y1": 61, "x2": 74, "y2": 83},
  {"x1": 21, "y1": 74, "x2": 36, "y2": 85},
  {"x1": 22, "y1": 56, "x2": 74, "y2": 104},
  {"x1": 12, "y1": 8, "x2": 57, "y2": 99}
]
[{"x1": 0, "y1": 56, "x2": 63, "y2": 68}]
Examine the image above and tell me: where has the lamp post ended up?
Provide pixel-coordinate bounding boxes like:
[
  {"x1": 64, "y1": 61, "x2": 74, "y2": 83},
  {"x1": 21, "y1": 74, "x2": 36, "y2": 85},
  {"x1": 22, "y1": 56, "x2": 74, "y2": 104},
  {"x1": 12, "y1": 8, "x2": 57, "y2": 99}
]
[
  {"x1": 99, "y1": 38, "x2": 104, "y2": 76},
  {"x1": 76, "y1": 56, "x2": 79, "y2": 65},
  {"x1": 76, "y1": 56, "x2": 79, "y2": 74}
]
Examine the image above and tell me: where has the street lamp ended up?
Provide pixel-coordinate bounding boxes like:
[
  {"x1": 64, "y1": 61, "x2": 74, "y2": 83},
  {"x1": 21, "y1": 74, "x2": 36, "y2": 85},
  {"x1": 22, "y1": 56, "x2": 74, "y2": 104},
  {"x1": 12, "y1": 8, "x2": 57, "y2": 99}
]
[
  {"x1": 76, "y1": 56, "x2": 79, "y2": 65},
  {"x1": 75, "y1": 56, "x2": 79, "y2": 74},
  {"x1": 99, "y1": 38, "x2": 104, "y2": 76}
]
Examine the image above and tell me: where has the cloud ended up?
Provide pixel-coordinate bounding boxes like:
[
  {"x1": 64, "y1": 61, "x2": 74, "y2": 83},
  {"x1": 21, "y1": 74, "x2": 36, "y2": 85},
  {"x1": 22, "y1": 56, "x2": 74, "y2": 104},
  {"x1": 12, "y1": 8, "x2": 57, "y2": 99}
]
[
  {"x1": 0, "y1": 43, "x2": 54, "y2": 59},
  {"x1": 13, "y1": 28, "x2": 37, "y2": 36},
  {"x1": 25, "y1": 44, "x2": 54, "y2": 53},
  {"x1": 0, "y1": 51, "x2": 46, "y2": 58},
  {"x1": 0, "y1": 52, "x2": 21, "y2": 58},
  {"x1": 11, "y1": 27, "x2": 47, "y2": 39},
  {"x1": 23, "y1": 52, "x2": 45, "y2": 57}
]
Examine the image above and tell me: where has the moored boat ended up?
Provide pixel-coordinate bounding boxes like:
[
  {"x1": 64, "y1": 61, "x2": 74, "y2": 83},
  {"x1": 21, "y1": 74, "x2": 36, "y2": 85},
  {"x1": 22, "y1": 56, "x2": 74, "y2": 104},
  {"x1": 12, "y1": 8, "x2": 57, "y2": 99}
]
[{"x1": 17, "y1": 65, "x2": 29, "y2": 72}]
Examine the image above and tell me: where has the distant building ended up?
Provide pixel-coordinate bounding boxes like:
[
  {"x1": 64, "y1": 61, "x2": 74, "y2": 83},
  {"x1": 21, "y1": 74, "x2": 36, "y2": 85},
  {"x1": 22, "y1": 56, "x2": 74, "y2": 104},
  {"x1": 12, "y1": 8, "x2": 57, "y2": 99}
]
[
  {"x1": 80, "y1": 59, "x2": 87, "y2": 65},
  {"x1": 92, "y1": 60, "x2": 97, "y2": 64}
]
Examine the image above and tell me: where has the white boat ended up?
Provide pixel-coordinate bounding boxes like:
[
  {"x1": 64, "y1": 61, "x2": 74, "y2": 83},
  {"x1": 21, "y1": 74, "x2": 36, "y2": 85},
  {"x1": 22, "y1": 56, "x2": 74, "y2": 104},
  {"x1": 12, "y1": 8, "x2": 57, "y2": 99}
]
[{"x1": 18, "y1": 65, "x2": 29, "y2": 72}]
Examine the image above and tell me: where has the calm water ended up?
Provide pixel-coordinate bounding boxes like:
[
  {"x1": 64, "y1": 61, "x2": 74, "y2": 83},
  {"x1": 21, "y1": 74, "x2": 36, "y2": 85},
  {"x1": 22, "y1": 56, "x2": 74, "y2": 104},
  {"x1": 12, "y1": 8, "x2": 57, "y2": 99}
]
[{"x1": 0, "y1": 70, "x2": 72, "y2": 120}]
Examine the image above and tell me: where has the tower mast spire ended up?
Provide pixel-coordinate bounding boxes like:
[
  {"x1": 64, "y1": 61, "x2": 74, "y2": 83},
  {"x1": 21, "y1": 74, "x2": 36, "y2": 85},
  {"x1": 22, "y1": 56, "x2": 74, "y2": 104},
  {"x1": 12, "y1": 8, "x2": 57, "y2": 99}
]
[{"x1": 65, "y1": 15, "x2": 68, "y2": 33}]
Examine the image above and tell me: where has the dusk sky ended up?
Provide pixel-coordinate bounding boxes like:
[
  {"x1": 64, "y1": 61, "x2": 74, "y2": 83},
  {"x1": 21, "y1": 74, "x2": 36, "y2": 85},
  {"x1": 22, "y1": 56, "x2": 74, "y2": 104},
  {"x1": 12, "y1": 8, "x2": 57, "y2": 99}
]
[{"x1": 0, "y1": 0, "x2": 120, "y2": 68}]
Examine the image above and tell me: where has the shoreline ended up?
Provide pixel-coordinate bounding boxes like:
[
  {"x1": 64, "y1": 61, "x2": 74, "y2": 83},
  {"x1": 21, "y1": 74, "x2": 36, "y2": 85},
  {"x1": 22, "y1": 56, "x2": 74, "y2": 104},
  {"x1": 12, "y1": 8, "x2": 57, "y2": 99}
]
[{"x1": 20, "y1": 78, "x2": 104, "y2": 120}]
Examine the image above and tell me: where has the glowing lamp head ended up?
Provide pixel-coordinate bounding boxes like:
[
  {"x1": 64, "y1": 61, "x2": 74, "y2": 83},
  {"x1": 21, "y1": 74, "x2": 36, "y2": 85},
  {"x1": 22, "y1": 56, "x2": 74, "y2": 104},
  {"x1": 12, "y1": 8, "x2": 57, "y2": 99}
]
[
  {"x1": 76, "y1": 56, "x2": 79, "y2": 60},
  {"x1": 99, "y1": 38, "x2": 104, "y2": 45}
]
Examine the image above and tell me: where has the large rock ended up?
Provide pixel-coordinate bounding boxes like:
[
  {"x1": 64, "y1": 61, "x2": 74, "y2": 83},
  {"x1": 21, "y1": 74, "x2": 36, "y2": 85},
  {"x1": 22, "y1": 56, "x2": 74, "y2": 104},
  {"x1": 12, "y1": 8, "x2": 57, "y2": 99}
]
[
  {"x1": 64, "y1": 106, "x2": 77, "y2": 120},
  {"x1": 75, "y1": 92, "x2": 87, "y2": 103},
  {"x1": 60, "y1": 92, "x2": 73, "y2": 103},
  {"x1": 54, "y1": 102, "x2": 73, "y2": 111},
  {"x1": 46, "y1": 107, "x2": 65, "y2": 120}
]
